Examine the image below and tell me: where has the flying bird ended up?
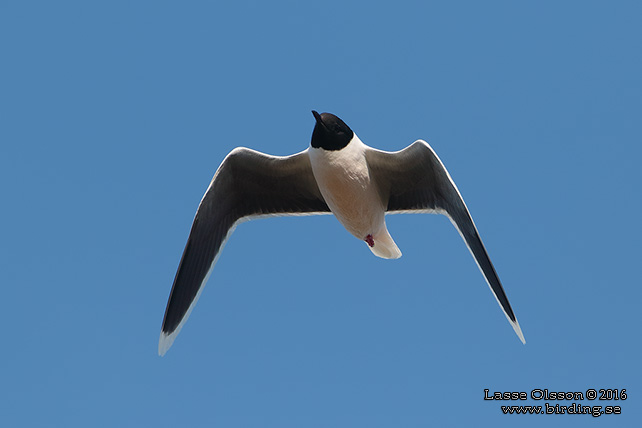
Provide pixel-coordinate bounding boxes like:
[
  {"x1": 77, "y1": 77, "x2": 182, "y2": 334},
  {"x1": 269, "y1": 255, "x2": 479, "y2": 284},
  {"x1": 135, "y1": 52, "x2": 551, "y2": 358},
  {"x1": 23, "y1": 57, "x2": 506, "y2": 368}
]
[{"x1": 159, "y1": 111, "x2": 524, "y2": 355}]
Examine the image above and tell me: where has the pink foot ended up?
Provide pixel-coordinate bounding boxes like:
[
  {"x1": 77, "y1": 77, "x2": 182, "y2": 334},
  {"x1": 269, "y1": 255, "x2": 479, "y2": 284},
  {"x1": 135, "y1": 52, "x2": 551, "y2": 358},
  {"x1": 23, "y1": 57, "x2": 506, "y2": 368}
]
[{"x1": 364, "y1": 234, "x2": 375, "y2": 247}]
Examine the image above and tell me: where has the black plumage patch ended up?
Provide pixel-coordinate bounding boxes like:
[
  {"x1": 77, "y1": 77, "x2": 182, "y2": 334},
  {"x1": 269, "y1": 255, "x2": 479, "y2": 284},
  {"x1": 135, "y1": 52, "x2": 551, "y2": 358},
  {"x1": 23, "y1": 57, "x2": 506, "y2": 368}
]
[{"x1": 310, "y1": 110, "x2": 354, "y2": 151}]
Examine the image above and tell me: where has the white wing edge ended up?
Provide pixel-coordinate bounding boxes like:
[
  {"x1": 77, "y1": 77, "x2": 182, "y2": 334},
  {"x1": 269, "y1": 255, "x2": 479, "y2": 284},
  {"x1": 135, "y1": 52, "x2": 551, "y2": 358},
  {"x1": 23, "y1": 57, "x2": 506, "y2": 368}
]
[
  {"x1": 386, "y1": 140, "x2": 525, "y2": 344},
  {"x1": 158, "y1": 210, "x2": 332, "y2": 356}
]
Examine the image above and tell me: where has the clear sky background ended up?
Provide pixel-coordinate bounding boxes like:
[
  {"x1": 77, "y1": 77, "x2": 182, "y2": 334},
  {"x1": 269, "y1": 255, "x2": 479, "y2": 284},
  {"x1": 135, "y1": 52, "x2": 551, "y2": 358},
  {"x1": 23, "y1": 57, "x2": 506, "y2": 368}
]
[{"x1": 1, "y1": 1, "x2": 640, "y2": 427}]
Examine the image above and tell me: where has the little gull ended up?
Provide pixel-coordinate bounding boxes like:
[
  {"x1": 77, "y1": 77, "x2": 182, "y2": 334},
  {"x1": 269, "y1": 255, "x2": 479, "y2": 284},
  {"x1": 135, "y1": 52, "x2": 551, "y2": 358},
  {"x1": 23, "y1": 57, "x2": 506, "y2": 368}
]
[{"x1": 159, "y1": 111, "x2": 525, "y2": 355}]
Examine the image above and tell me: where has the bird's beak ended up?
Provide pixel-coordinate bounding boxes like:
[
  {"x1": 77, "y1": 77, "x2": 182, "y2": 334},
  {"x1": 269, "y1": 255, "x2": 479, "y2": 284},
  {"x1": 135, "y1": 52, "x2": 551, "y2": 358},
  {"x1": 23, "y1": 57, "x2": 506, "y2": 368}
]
[{"x1": 312, "y1": 110, "x2": 323, "y2": 125}]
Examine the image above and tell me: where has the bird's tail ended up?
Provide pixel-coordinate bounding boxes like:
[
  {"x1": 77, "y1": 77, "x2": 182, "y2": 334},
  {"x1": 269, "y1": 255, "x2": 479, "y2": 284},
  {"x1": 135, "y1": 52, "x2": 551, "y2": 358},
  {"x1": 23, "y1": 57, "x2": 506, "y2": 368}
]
[{"x1": 368, "y1": 227, "x2": 402, "y2": 259}]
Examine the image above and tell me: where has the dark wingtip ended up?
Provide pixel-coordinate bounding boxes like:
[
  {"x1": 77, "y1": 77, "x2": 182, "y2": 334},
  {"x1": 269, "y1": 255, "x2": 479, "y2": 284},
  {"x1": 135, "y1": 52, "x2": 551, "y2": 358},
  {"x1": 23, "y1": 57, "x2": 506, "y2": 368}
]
[{"x1": 312, "y1": 110, "x2": 322, "y2": 123}]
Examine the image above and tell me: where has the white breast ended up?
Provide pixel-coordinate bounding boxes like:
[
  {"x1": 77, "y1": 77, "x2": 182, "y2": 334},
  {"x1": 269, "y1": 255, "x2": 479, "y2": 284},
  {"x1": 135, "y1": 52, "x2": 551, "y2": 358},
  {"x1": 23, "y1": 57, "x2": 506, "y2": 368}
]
[{"x1": 308, "y1": 135, "x2": 385, "y2": 239}]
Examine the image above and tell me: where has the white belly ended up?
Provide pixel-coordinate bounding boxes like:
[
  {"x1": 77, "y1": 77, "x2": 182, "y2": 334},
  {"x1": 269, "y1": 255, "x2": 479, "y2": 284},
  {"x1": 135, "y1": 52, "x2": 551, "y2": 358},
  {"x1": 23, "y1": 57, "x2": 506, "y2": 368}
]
[{"x1": 308, "y1": 136, "x2": 385, "y2": 239}]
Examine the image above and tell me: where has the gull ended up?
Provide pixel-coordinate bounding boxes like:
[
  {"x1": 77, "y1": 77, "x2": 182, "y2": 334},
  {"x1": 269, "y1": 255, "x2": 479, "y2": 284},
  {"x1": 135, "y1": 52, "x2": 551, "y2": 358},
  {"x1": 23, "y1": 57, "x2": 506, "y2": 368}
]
[{"x1": 159, "y1": 111, "x2": 524, "y2": 355}]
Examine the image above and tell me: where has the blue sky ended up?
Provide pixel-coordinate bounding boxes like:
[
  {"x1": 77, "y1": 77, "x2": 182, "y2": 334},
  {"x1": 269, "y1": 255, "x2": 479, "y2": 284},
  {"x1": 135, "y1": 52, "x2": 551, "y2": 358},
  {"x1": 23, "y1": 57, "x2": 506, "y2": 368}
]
[{"x1": 1, "y1": 1, "x2": 640, "y2": 426}]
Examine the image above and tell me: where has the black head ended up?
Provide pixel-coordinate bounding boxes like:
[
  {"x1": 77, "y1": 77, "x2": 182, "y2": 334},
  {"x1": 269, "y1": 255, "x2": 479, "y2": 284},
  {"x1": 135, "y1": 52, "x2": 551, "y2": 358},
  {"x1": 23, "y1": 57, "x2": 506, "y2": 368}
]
[{"x1": 310, "y1": 110, "x2": 354, "y2": 151}]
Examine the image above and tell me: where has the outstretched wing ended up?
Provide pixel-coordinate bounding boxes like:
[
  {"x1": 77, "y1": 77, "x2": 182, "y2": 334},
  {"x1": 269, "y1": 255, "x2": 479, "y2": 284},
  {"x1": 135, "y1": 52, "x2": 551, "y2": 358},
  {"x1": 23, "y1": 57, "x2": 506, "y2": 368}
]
[
  {"x1": 160, "y1": 148, "x2": 330, "y2": 355},
  {"x1": 366, "y1": 140, "x2": 524, "y2": 343}
]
